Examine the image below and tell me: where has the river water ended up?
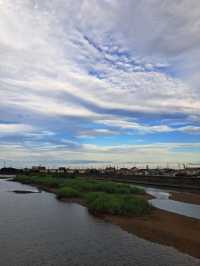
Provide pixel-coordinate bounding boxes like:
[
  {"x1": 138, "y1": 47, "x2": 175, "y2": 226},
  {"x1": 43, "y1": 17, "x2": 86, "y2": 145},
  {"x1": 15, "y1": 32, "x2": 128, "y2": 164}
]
[
  {"x1": 145, "y1": 187, "x2": 200, "y2": 219},
  {"x1": 0, "y1": 179, "x2": 199, "y2": 266}
]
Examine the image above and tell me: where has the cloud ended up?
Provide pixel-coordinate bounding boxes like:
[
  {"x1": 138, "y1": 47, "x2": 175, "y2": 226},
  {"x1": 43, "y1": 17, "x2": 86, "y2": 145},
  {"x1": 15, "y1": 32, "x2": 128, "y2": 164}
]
[
  {"x1": 0, "y1": 123, "x2": 33, "y2": 134},
  {"x1": 78, "y1": 128, "x2": 118, "y2": 138},
  {"x1": 0, "y1": 0, "x2": 199, "y2": 166},
  {"x1": 97, "y1": 117, "x2": 200, "y2": 135},
  {"x1": 0, "y1": 141, "x2": 199, "y2": 168},
  {"x1": 179, "y1": 126, "x2": 200, "y2": 134},
  {"x1": 1, "y1": 0, "x2": 199, "y2": 117}
]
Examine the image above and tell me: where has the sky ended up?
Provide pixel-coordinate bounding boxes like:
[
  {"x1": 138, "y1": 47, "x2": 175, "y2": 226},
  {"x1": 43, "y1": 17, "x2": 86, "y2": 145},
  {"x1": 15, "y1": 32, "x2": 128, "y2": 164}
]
[{"x1": 0, "y1": 0, "x2": 200, "y2": 168}]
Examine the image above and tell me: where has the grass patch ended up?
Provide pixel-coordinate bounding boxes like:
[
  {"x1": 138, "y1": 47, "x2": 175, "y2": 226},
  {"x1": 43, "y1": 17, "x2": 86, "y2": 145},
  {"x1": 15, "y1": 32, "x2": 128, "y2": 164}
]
[
  {"x1": 85, "y1": 192, "x2": 151, "y2": 216},
  {"x1": 14, "y1": 175, "x2": 150, "y2": 216},
  {"x1": 14, "y1": 176, "x2": 144, "y2": 195},
  {"x1": 14, "y1": 175, "x2": 62, "y2": 188},
  {"x1": 56, "y1": 187, "x2": 80, "y2": 199},
  {"x1": 62, "y1": 178, "x2": 144, "y2": 195}
]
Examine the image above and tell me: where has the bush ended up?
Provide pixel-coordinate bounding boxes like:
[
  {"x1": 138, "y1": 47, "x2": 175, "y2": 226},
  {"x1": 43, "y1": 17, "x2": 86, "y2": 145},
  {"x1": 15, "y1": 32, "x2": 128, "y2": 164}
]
[
  {"x1": 15, "y1": 176, "x2": 144, "y2": 195},
  {"x1": 61, "y1": 179, "x2": 94, "y2": 192},
  {"x1": 56, "y1": 187, "x2": 80, "y2": 199},
  {"x1": 62, "y1": 179, "x2": 144, "y2": 195},
  {"x1": 14, "y1": 175, "x2": 63, "y2": 188},
  {"x1": 121, "y1": 196, "x2": 151, "y2": 215},
  {"x1": 85, "y1": 192, "x2": 151, "y2": 216},
  {"x1": 14, "y1": 175, "x2": 151, "y2": 216},
  {"x1": 130, "y1": 186, "x2": 145, "y2": 194},
  {"x1": 89, "y1": 181, "x2": 144, "y2": 194}
]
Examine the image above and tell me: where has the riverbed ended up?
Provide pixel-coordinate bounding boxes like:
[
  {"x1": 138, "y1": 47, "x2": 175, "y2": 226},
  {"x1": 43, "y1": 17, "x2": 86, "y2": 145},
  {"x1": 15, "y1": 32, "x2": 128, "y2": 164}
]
[{"x1": 0, "y1": 179, "x2": 199, "y2": 266}]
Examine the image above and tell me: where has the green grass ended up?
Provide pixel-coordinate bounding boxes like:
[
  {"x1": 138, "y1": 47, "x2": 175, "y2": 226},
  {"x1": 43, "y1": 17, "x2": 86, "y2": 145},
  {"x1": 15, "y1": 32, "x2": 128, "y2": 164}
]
[
  {"x1": 14, "y1": 175, "x2": 150, "y2": 216},
  {"x1": 85, "y1": 192, "x2": 151, "y2": 216},
  {"x1": 56, "y1": 187, "x2": 80, "y2": 199},
  {"x1": 61, "y1": 178, "x2": 145, "y2": 195},
  {"x1": 14, "y1": 175, "x2": 62, "y2": 188},
  {"x1": 14, "y1": 175, "x2": 144, "y2": 194}
]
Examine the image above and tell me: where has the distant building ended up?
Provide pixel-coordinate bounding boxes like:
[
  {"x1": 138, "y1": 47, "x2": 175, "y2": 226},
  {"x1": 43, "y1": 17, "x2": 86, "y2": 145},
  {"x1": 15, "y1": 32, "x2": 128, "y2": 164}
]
[
  {"x1": 65, "y1": 168, "x2": 75, "y2": 174},
  {"x1": 130, "y1": 167, "x2": 139, "y2": 174},
  {"x1": 117, "y1": 168, "x2": 131, "y2": 176},
  {"x1": 176, "y1": 168, "x2": 200, "y2": 177},
  {"x1": 48, "y1": 169, "x2": 57, "y2": 173},
  {"x1": 104, "y1": 167, "x2": 116, "y2": 175},
  {"x1": 132, "y1": 168, "x2": 149, "y2": 176},
  {"x1": 32, "y1": 166, "x2": 47, "y2": 173}
]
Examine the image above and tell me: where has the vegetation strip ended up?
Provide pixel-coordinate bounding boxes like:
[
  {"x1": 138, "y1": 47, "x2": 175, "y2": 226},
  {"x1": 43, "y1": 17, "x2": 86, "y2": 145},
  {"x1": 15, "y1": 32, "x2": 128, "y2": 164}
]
[
  {"x1": 13, "y1": 175, "x2": 200, "y2": 258},
  {"x1": 14, "y1": 175, "x2": 151, "y2": 216}
]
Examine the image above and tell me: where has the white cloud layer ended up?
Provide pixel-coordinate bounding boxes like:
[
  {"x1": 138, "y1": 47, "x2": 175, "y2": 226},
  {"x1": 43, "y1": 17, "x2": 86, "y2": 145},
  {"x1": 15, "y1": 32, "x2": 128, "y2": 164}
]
[
  {"x1": 0, "y1": 142, "x2": 199, "y2": 168},
  {"x1": 0, "y1": 0, "x2": 200, "y2": 166},
  {"x1": 0, "y1": 123, "x2": 33, "y2": 134}
]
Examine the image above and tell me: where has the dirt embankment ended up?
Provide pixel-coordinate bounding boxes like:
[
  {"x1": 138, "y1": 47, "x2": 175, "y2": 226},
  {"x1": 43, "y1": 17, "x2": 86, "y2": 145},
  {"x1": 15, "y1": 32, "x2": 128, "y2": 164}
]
[
  {"x1": 170, "y1": 191, "x2": 200, "y2": 205},
  {"x1": 105, "y1": 208, "x2": 200, "y2": 259}
]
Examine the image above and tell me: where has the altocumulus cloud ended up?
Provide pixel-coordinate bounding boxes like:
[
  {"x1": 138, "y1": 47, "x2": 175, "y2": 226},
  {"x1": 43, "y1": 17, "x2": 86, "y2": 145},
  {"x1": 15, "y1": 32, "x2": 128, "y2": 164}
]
[{"x1": 0, "y1": 0, "x2": 200, "y2": 167}]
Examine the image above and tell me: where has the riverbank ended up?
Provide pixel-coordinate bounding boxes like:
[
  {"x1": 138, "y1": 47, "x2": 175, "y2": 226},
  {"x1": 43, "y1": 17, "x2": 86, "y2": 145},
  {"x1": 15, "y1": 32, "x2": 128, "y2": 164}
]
[
  {"x1": 12, "y1": 175, "x2": 200, "y2": 259},
  {"x1": 38, "y1": 186, "x2": 200, "y2": 258},
  {"x1": 1, "y1": 178, "x2": 199, "y2": 266},
  {"x1": 106, "y1": 208, "x2": 200, "y2": 259},
  {"x1": 170, "y1": 191, "x2": 200, "y2": 205},
  {"x1": 60, "y1": 195, "x2": 200, "y2": 259}
]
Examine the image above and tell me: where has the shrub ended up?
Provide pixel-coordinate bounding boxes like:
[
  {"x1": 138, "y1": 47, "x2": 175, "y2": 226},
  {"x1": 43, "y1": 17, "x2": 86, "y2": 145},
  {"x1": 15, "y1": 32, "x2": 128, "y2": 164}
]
[
  {"x1": 56, "y1": 187, "x2": 80, "y2": 199},
  {"x1": 121, "y1": 196, "x2": 151, "y2": 215},
  {"x1": 129, "y1": 186, "x2": 145, "y2": 194},
  {"x1": 15, "y1": 176, "x2": 144, "y2": 195},
  {"x1": 85, "y1": 192, "x2": 151, "y2": 216},
  {"x1": 63, "y1": 179, "x2": 143, "y2": 194},
  {"x1": 15, "y1": 175, "x2": 151, "y2": 216},
  {"x1": 15, "y1": 175, "x2": 63, "y2": 187}
]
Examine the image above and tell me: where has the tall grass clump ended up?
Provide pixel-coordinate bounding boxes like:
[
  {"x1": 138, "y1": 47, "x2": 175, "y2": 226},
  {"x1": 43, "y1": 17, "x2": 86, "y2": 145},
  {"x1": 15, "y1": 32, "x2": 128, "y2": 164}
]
[
  {"x1": 56, "y1": 187, "x2": 80, "y2": 199},
  {"x1": 91, "y1": 180, "x2": 144, "y2": 194},
  {"x1": 62, "y1": 178, "x2": 144, "y2": 195},
  {"x1": 14, "y1": 175, "x2": 62, "y2": 188},
  {"x1": 14, "y1": 175, "x2": 151, "y2": 216},
  {"x1": 85, "y1": 192, "x2": 151, "y2": 216},
  {"x1": 15, "y1": 176, "x2": 144, "y2": 194}
]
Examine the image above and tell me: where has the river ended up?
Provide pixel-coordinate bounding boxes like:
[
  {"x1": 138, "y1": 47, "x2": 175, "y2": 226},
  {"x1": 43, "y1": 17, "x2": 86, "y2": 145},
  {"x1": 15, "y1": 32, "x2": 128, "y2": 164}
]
[
  {"x1": 0, "y1": 179, "x2": 199, "y2": 266},
  {"x1": 145, "y1": 187, "x2": 200, "y2": 219}
]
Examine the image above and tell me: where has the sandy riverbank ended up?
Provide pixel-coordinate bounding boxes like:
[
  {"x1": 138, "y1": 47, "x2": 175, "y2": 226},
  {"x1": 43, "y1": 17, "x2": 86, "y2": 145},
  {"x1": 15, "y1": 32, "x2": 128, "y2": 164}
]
[
  {"x1": 56, "y1": 191, "x2": 200, "y2": 259},
  {"x1": 170, "y1": 191, "x2": 200, "y2": 205},
  {"x1": 105, "y1": 208, "x2": 200, "y2": 259}
]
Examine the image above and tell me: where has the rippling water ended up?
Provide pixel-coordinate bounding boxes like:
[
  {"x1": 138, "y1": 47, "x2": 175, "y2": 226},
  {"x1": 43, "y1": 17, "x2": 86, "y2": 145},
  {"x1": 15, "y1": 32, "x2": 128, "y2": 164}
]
[{"x1": 0, "y1": 179, "x2": 199, "y2": 266}]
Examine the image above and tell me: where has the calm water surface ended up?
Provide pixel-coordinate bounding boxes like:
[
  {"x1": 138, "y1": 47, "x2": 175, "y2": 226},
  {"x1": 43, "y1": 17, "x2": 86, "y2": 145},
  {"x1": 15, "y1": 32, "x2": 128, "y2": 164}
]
[
  {"x1": 145, "y1": 187, "x2": 200, "y2": 219},
  {"x1": 0, "y1": 179, "x2": 199, "y2": 266}
]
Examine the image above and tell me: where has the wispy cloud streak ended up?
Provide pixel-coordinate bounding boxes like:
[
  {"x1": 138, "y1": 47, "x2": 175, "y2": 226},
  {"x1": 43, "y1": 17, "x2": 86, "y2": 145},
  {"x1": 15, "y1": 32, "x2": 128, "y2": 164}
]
[{"x1": 0, "y1": 0, "x2": 200, "y2": 166}]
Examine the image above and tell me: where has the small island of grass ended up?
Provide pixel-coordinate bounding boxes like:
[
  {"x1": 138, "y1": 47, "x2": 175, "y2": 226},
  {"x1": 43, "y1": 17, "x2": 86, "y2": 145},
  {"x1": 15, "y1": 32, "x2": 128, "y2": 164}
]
[{"x1": 14, "y1": 175, "x2": 151, "y2": 216}]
